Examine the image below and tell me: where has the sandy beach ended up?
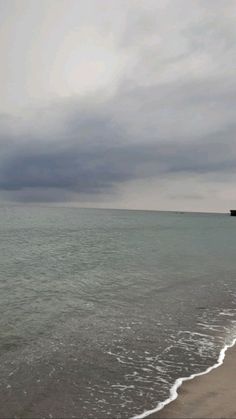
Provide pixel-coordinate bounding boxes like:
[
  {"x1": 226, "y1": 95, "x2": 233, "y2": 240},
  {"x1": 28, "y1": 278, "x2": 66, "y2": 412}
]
[{"x1": 150, "y1": 344, "x2": 236, "y2": 419}]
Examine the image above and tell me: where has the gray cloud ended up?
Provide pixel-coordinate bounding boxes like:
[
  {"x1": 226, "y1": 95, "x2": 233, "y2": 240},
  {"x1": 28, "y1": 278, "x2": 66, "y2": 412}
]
[
  {"x1": 0, "y1": 95, "x2": 235, "y2": 203},
  {"x1": 1, "y1": 0, "x2": 236, "y2": 208}
]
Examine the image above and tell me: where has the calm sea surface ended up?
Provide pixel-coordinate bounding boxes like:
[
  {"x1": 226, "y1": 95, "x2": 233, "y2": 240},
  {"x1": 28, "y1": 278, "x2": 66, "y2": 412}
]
[{"x1": 1, "y1": 206, "x2": 236, "y2": 418}]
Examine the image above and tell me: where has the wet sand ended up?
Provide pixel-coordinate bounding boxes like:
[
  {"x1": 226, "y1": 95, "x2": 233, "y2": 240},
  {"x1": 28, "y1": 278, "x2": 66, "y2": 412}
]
[{"x1": 150, "y1": 345, "x2": 236, "y2": 419}]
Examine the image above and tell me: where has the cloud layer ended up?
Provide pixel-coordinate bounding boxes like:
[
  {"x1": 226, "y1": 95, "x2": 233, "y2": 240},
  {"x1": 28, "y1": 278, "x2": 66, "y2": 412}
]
[{"x1": 1, "y1": 0, "x2": 236, "y2": 210}]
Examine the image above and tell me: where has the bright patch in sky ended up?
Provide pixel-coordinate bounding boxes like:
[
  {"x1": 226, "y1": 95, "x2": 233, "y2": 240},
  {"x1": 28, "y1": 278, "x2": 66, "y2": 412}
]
[{"x1": 50, "y1": 28, "x2": 125, "y2": 96}]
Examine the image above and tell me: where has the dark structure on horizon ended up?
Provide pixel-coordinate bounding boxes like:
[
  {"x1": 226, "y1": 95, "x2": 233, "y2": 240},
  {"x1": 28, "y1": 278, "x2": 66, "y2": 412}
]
[{"x1": 230, "y1": 210, "x2": 236, "y2": 216}]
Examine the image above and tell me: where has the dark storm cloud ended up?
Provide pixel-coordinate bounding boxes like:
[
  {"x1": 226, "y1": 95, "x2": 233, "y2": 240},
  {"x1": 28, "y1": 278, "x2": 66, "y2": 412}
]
[
  {"x1": 0, "y1": 93, "x2": 236, "y2": 203},
  {"x1": 2, "y1": 140, "x2": 235, "y2": 193}
]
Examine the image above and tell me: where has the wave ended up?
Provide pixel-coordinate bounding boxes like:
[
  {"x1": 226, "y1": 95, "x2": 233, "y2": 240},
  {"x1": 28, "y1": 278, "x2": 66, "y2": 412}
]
[{"x1": 131, "y1": 336, "x2": 236, "y2": 419}]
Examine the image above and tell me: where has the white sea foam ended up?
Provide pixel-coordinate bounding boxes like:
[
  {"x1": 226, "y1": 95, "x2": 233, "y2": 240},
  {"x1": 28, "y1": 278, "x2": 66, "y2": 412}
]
[{"x1": 130, "y1": 336, "x2": 236, "y2": 419}]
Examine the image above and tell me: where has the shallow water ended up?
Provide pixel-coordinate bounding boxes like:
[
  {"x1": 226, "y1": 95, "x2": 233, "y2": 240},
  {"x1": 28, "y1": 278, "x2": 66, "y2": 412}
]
[{"x1": 0, "y1": 206, "x2": 236, "y2": 418}]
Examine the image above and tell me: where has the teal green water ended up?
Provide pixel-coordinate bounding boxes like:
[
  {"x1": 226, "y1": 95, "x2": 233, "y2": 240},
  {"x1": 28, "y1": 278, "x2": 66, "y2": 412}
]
[{"x1": 0, "y1": 206, "x2": 236, "y2": 418}]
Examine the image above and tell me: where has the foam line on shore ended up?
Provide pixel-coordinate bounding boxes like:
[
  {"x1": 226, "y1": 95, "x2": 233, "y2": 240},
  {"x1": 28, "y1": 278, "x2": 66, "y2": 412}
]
[{"x1": 131, "y1": 336, "x2": 236, "y2": 419}]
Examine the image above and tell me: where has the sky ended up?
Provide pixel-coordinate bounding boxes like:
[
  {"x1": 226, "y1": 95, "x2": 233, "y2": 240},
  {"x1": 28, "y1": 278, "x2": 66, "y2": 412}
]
[{"x1": 1, "y1": 0, "x2": 236, "y2": 212}]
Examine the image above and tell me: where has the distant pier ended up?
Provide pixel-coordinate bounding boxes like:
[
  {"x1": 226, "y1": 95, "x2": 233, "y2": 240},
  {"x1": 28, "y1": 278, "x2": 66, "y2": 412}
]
[{"x1": 230, "y1": 210, "x2": 236, "y2": 216}]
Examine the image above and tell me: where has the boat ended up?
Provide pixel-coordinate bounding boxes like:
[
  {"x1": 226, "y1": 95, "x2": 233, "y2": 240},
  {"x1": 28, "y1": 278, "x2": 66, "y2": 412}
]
[{"x1": 230, "y1": 210, "x2": 236, "y2": 216}]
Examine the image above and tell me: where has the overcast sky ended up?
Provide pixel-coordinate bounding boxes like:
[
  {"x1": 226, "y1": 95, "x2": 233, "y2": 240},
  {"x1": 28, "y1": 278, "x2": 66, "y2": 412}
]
[{"x1": 1, "y1": 0, "x2": 236, "y2": 212}]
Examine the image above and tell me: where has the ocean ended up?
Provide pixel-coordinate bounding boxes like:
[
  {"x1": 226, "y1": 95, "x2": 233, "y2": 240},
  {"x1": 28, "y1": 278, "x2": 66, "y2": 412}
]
[{"x1": 0, "y1": 206, "x2": 236, "y2": 418}]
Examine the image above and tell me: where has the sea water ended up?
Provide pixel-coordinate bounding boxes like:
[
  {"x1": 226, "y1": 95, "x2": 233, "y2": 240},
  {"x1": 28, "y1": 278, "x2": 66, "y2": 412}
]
[{"x1": 0, "y1": 206, "x2": 236, "y2": 418}]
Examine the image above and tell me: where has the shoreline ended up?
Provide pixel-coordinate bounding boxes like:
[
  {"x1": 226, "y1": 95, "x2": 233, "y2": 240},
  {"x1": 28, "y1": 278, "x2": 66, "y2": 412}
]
[{"x1": 132, "y1": 337, "x2": 236, "y2": 419}]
